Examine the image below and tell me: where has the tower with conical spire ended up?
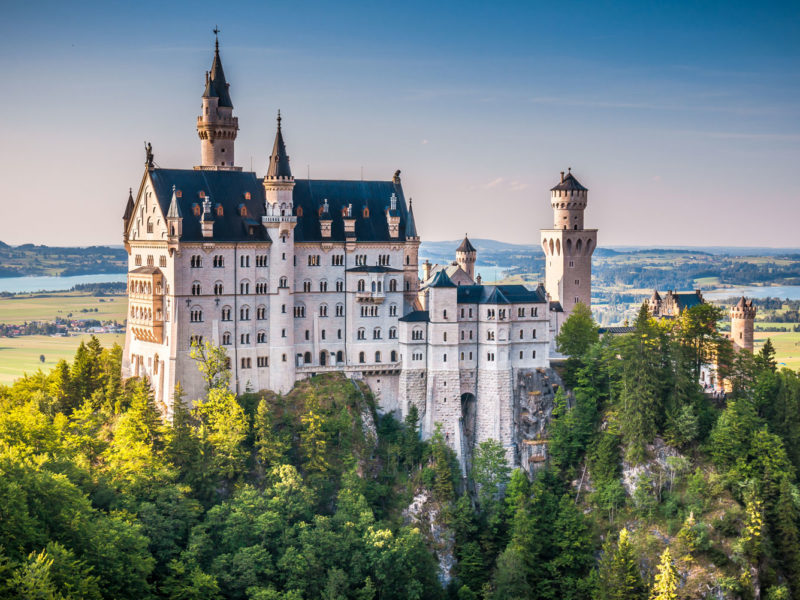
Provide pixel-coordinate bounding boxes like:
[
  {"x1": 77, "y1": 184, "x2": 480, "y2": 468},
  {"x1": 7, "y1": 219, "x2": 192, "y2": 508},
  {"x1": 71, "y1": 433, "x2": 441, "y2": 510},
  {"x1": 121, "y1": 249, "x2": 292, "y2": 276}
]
[
  {"x1": 540, "y1": 168, "x2": 597, "y2": 317},
  {"x1": 196, "y1": 30, "x2": 240, "y2": 171},
  {"x1": 456, "y1": 234, "x2": 477, "y2": 281},
  {"x1": 262, "y1": 111, "x2": 297, "y2": 393}
]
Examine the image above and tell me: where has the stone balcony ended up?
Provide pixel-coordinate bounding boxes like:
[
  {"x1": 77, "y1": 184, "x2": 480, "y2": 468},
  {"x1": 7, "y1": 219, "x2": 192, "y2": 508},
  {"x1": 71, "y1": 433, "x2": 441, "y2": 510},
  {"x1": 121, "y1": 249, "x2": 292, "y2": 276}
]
[{"x1": 355, "y1": 291, "x2": 385, "y2": 304}]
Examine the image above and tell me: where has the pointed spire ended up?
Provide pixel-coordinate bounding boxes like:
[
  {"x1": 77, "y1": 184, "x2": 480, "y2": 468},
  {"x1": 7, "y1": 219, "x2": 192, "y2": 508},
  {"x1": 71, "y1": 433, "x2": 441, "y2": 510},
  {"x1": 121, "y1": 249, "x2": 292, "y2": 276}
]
[
  {"x1": 203, "y1": 29, "x2": 233, "y2": 108},
  {"x1": 167, "y1": 185, "x2": 182, "y2": 219},
  {"x1": 405, "y1": 198, "x2": 418, "y2": 239},
  {"x1": 123, "y1": 188, "x2": 135, "y2": 228},
  {"x1": 267, "y1": 110, "x2": 292, "y2": 179},
  {"x1": 457, "y1": 234, "x2": 476, "y2": 253}
]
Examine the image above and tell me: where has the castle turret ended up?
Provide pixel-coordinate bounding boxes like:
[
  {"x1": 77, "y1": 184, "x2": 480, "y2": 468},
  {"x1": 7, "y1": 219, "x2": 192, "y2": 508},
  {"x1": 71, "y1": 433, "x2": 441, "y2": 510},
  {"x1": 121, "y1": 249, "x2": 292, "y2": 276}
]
[
  {"x1": 403, "y1": 197, "x2": 421, "y2": 311},
  {"x1": 196, "y1": 32, "x2": 240, "y2": 171},
  {"x1": 262, "y1": 111, "x2": 297, "y2": 393},
  {"x1": 540, "y1": 169, "x2": 597, "y2": 316},
  {"x1": 730, "y1": 297, "x2": 756, "y2": 352},
  {"x1": 456, "y1": 234, "x2": 476, "y2": 282}
]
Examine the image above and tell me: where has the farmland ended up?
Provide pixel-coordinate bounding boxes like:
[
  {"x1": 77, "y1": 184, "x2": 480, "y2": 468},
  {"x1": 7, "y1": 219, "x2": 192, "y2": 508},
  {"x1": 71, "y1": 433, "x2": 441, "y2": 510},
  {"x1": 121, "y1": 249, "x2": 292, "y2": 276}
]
[
  {"x1": 0, "y1": 292, "x2": 128, "y2": 325},
  {"x1": 0, "y1": 333, "x2": 125, "y2": 385}
]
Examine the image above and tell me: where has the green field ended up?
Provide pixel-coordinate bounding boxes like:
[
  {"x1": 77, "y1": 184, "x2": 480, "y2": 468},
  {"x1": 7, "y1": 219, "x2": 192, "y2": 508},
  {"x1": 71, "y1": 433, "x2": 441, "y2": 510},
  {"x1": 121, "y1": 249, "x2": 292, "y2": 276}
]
[
  {"x1": 0, "y1": 292, "x2": 128, "y2": 324},
  {"x1": 755, "y1": 331, "x2": 800, "y2": 371},
  {"x1": 0, "y1": 333, "x2": 125, "y2": 385}
]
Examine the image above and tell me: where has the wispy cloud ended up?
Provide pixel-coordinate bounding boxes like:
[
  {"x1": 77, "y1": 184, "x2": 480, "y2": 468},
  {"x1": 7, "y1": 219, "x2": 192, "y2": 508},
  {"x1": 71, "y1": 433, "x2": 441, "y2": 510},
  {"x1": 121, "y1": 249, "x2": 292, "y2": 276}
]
[{"x1": 484, "y1": 177, "x2": 504, "y2": 189}]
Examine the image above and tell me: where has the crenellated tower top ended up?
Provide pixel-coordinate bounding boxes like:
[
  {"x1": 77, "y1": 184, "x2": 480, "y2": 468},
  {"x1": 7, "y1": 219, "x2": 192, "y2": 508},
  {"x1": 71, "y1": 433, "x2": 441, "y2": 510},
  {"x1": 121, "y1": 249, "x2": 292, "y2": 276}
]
[{"x1": 550, "y1": 168, "x2": 588, "y2": 230}]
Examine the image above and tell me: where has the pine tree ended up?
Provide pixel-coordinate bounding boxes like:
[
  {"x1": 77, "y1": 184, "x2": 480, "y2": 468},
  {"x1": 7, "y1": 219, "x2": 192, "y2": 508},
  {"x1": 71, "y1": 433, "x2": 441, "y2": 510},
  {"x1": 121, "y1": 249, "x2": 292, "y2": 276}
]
[
  {"x1": 650, "y1": 547, "x2": 679, "y2": 600},
  {"x1": 773, "y1": 477, "x2": 800, "y2": 600},
  {"x1": 595, "y1": 528, "x2": 645, "y2": 600},
  {"x1": 300, "y1": 392, "x2": 329, "y2": 474},
  {"x1": 619, "y1": 304, "x2": 663, "y2": 463},
  {"x1": 254, "y1": 398, "x2": 289, "y2": 469},
  {"x1": 402, "y1": 404, "x2": 421, "y2": 466},
  {"x1": 756, "y1": 338, "x2": 777, "y2": 373}
]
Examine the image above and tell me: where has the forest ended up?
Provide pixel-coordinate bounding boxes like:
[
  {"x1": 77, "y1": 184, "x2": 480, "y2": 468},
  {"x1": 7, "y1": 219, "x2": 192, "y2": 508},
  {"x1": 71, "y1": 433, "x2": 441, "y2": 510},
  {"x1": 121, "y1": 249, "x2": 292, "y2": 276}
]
[{"x1": 1, "y1": 302, "x2": 800, "y2": 599}]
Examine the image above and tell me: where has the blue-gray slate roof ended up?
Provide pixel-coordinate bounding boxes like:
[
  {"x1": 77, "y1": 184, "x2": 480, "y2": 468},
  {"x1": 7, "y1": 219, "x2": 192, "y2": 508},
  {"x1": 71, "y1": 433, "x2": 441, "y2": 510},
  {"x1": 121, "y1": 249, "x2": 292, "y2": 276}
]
[
  {"x1": 145, "y1": 168, "x2": 415, "y2": 243},
  {"x1": 456, "y1": 284, "x2": 547, "y2": 305},
  {"x1": 399, "y1": 310, "x2": 429, "y2": 322}
]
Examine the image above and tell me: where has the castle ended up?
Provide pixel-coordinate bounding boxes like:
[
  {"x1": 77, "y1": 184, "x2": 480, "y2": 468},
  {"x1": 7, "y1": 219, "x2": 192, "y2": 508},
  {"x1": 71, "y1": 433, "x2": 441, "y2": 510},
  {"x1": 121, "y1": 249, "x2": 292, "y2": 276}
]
[{"x1": 121, "y1": 35, "x2": 595, "y2": 468}]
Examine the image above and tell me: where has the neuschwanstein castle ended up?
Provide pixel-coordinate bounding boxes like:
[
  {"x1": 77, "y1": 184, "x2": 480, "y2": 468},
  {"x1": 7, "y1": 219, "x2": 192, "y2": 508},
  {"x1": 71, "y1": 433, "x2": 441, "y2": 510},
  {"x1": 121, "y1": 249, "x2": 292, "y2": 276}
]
[{"x1": 121, "y1": 36, "x2": 597, "y2": 467}]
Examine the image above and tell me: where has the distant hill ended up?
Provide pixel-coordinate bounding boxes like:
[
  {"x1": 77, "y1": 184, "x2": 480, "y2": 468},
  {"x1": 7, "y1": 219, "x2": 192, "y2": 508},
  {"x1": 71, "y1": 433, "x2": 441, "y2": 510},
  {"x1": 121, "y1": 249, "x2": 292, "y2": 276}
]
[{"x1": 0, "y1": 242, "x2": 128, "y2": 278}]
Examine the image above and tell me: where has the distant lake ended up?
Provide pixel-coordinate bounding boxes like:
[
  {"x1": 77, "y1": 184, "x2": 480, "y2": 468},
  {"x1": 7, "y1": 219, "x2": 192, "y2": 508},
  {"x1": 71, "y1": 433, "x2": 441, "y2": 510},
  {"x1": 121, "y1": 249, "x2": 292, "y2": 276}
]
[
  {"x1": 0, "y1": 273, "x2": 127, "y2": 294},
  {"x1": 704, "y1": 285, "x2": 800, "y2": 301}
]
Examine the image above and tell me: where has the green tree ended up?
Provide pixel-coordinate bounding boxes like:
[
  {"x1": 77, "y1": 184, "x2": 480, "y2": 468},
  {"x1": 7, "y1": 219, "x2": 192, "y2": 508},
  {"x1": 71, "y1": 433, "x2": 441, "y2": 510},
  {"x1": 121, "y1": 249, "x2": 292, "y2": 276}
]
[
  {"x1": 254, "y1": 398, "x2": 290, "y2": 470},
  {"x1": 772, "y1": 477, "x2": 800, "y2": 600},
  {"x1": 300, "y1": 392, "x2": 329, "y2": 474},
  {"x1": 595, "y1": 528, "x2": 646, "y2": 600},
  {"x1": 190, "y1": 341, "x2": 231, "y2": 392},
  {"x1": 756, "y1": 338, "x2": 778, "y2": 373},
  {"x1": 556, "y1": 302, "x2": 599, "y2": 359},
  {"x1": 650, "y1": 547, "x2": 678, "y2": 600},
  {"x1": 618, "y1": 304, "x2": 663, "y2": 463}
]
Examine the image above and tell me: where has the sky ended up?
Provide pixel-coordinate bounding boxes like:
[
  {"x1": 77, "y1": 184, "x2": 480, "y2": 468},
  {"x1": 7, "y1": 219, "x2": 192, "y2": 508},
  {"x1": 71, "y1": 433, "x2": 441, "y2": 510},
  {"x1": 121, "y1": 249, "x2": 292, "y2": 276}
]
[{"x1": 1, "y1": 0, "x2": 799, "y2": 247}]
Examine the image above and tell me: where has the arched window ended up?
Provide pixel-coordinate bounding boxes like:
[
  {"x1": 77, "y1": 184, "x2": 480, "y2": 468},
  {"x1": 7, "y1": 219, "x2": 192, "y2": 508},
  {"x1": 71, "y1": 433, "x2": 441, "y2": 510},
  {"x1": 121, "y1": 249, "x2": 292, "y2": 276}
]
[
  {"x1": 304, "y1": 352, "x2": 312, "y2": 364},
  {"x1": 214, "y1": 282, "x2": 223, "y2": 295},
  {"x1": 390, "y1": 350, "x2": 397, "y2": 362},
  {"x1": 191, "y1": 282, "x2": 201, "y2": 296},
  {"x1": 222, "y1": 332, "x2": 231, "y2": 345},
  {"x1": 359, "y1": 352, "x2": 365, "y2": 364},
  {"x1": 336, "y1": 303, "x2": 344, "y2": 317},
  {"x1": 257, "y1": 305, "x2": 267, "y2": 320},
  {"x1": 373, "y1": 327, "x2": 381, "y2": 339},
  {"x1": 336, "y1": 350, "x2": 343, "y2": 363},
  {"x1": 357, "y1": 279, "x2": 366, "y2": 292},
  {"x1": 319, "y1": 304, "x2": 328, "y2": 317},
  {"x1": 389, "y1": 279, "x2": 398, "y2": 292},
  {"x1": 336, "y1": 279, "x2": 344, "y2": 292},
  {"x1": 389, "y1": 327, "x2": 397, "y2": 339},
  {"x1": 375, "y1": 351, "x2": 381, "y2": 363},
  {"x1": 240, "y1": 306, "x2": 250, "y2": 321},
  {"x1": 279, "y1": 277, "x2": 288, "y2": 288},
  {"x1": 357, "y1": 328, "x2": 366, "y2": 340},
  {"x1": 303, "y1": 280, "x2": 312, "y2": 293},
  {"x1": 319, "y1": 280, "x2": 328, "y2": 292},
  {"x1": 221, "y1": 306, "x2": 232, "y2": 321}
]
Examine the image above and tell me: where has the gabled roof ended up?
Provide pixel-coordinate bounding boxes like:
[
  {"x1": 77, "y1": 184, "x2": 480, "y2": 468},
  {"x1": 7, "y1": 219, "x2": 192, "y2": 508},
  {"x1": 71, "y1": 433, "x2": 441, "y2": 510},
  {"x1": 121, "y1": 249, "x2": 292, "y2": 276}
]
[
  {"x1": 405, "y1": 199, "x2": 418, "y2": 238},
  {"x1": 650, "y1": 290, "x2": 662, "y2": 302},
  {"x1": 130, "y1": 266, "x2": 162, "y2": 275},
  {"x1": 456, "y1": 284, "x2": 547, "y2": 305},
  {"x1": 266, "y1": 112, "x2": 292, "y2": 178},
  {"x1": 599, "y1": 326, "x2": 636, "y2": 335},
  {"x1": 399, "y1": 310, "x2": 429, "y2": 323},
  {"x1": 457, "y1": 235, "x2": 476, "y2": 253},
  {"x1": 203, "y1": 39, "x2": 233, "y2": 108},
  {"x1": 735, "y1": 296, "x2": 754, "y2": 309},
  {"x1": 147, "y1": 168, "x2": 270, "y2": 242},
  {"x1": 428, "y1": 270, "x2": 457, "y2": 288},
  {"x1": 292, "y1": 179, "x2": 414, "y2": 243},
  {"x1": 551, "y1": 170, "x2": 588, "y2": 192},
  {"x1": 667, "y1": 290, "x2": 704, "y2": 310}
]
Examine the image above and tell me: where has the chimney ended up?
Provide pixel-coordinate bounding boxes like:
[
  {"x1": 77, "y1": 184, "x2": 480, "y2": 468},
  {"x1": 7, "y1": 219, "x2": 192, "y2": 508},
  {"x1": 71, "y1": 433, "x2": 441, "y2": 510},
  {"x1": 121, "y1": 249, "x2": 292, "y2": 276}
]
[
  {"x1": 560, "y1": 171, "x2": 565, "y2": 183},
  {"x1": 422, "y1": 260, "x2": 432, "y2": 281}
]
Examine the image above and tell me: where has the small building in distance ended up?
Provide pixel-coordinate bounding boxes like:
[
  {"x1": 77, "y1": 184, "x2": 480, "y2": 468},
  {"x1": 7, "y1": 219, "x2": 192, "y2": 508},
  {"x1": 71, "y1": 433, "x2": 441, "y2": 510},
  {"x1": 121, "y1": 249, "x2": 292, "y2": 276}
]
[{"x1": 647, "y1": 289, "x2": 705, "y2": 318}]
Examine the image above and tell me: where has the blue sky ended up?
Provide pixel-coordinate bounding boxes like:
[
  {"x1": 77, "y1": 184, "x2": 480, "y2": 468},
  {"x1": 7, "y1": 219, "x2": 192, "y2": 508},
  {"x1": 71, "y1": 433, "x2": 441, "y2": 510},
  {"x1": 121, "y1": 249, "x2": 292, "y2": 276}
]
[{"x1": 1, "y1": 0, "x2": 799, "y2": 246}]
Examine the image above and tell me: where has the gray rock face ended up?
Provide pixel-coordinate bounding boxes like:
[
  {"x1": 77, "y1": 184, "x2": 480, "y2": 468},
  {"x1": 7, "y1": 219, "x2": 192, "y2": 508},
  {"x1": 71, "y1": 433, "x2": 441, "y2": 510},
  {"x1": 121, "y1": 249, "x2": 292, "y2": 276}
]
[{"x1": 513, "y1": 367, "x2": 564, "y2": 476}]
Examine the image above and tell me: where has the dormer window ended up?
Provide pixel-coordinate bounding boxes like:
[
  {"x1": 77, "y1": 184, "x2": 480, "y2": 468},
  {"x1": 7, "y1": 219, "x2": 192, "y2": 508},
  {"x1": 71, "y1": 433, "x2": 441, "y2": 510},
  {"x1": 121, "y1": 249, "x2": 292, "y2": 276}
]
[
  {"x1": 296, "y1": 206, "x2": 303, "y2": 217},
  {"x1": 199, "y1": 191, "x2": 205, "y2": 199},
  {"x1": 192, "y1": 203, "x2": 201, "y2": 217},
  {"x1": 244, "y1": 192, "x2": 251, "y2": 200},
  {"x1": 216, "y1": 205, "x2": 224, "y2": 217},
  {"x1": 363, "y1": 206, "x2": 370, "y2": 218},
  {"x1": 238, "y1": 204, "x2": 247, "y2": 217},
  {"x1": 176, "y1": 190, "x2": 182, "y2": 198}
]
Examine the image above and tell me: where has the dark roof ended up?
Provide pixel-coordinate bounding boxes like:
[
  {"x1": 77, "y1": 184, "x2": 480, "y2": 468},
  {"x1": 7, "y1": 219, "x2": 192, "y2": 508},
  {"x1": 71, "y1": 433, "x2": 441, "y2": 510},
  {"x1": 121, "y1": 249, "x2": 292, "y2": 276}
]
[
  {"x1": 292, "y1": 179, "x2": 414, "y2": 243},
  {"x1": 650, "y1": 290, "x2": 661, "y2": 302},
  {"x1": 599, "y1": 326, "x2": 636, "y2": 335},
  {"x1": 146, "y1": 168, "x2": 415, "y2": 244},
  {"x1": 550, "y1": 301, "x2": 563, "y2": 312},
  {"x1": 428, "y1": 270, "x2": 457, "y2": 288},
  {"x1": 148, "y1": 169, "x2": 270, "y2": 242},
  {"x1": 457, "y1": 236, "x2": 476, "y2": 253},
  {"x1": 346, "y1": 266, "x2": 402, "y2": 273},
  {"x1": 266, "y1": 112, "x2": 292, "y2": 178},
  {"x1": 130, "y1": 266, "x2": 162, "y2": 275},
  {"x1": 551, "y1": 170, "x2": 588, "y2": 192},
  {"x1": 399, "y1": 310, "x2": 429, "y2": 322},
  {"x1": 735, "y1": 296, "x2": 754, "y2": 309},
  {"x1": 405, "y1": 199, "x2": 418, "y2": 238},
  {"x1": 669, "y1": 291, "x2": 704, "y2": 310},
  {"x1": 167, "y1": 186, "x2": 181, "y2": 219},
  {"x1": 203, "y1": 40, "x2": 233, "y2": 108},
  {"x1": 456, "y1": 284, "x2": 547, "y2": 305},
  {"x1": 123, "y1": 188, "x2": 135, "y2": 224}
]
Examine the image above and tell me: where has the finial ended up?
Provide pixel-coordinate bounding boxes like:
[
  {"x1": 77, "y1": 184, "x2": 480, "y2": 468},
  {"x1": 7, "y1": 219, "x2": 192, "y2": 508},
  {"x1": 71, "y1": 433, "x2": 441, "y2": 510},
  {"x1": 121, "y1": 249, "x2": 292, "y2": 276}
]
[
  {"x1": 568, "y1": 166, "x2": 572, "y2": 173},
  {"x1": 277, "y1": 109, "x2": 282, "y2": 130},
  {"x1": 213, "y1": 26, "x2": 220, "y2": 52},
  {"x1": 144, "y1": 142, "x2": 154, "y2": 168}
]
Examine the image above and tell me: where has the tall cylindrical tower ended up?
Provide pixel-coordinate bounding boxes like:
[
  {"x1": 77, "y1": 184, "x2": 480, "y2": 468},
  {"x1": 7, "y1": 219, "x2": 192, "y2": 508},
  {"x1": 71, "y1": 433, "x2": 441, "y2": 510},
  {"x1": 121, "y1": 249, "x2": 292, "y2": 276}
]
[
  {"x1": 196, "y1": 34, "x2": 239, "y2": 170},
  {"x1": 540, "y1": 169, "x2": 597, "y2": 316},
  {"x1": 730, "y1": 297, "x2": 756, "y2": 352}
]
